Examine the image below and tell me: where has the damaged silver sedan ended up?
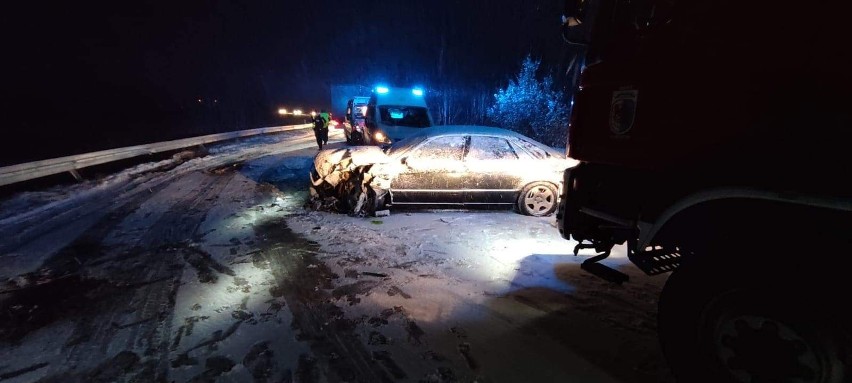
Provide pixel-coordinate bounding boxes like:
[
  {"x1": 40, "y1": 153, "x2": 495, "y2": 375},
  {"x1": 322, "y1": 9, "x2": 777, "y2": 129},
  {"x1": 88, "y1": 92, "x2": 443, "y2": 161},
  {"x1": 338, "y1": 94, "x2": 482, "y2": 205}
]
[{"x1": 308, "y1": 125, "x2": 577, "y2": 217}]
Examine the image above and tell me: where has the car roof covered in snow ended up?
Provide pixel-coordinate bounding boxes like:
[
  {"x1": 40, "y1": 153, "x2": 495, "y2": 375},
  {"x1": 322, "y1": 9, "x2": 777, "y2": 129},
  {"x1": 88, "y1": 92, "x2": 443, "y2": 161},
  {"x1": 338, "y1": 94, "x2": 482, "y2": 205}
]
[
  {"x1": 424, "y1": 124, "x2": 521, "y2": 136},
  {"x1": 394, "y1": 125, "x2": 563, "y2": 157}
]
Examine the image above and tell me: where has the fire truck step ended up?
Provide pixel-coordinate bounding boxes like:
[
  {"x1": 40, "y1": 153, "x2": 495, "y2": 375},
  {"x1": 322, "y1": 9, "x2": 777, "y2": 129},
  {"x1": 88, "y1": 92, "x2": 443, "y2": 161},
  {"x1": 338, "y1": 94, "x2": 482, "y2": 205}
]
[{"x1": 628, "y1": 246, "x2": 682, "y2": 275}]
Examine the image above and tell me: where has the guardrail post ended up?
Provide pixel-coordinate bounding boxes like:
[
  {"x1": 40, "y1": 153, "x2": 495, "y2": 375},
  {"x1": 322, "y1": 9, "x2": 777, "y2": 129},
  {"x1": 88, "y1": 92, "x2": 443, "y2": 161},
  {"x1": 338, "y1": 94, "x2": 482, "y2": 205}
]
[{"x1": 69, "y1": 169, "x2": 83, "y2": 182}]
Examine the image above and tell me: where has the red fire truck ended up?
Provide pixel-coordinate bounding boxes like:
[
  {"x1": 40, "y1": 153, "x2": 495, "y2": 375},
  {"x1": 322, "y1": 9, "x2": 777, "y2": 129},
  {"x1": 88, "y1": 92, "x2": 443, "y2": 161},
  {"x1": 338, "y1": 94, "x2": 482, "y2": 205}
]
[{"x1": 558, "y1": 1, "x2": 851, "y2": 382}]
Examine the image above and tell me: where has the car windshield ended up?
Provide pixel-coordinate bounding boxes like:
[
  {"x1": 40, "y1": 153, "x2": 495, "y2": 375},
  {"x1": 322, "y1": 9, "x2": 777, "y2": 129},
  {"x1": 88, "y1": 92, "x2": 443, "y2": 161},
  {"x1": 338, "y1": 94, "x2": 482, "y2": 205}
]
[
  {"x1": 379, "y1": 106, "x2": 431, "y2": 128},
  {"x1": 384, "y1": 134, "x2": 429, "y2": 157},
  {"x1": 353, "y1": 103, "x2": 367, "y2": 118}
]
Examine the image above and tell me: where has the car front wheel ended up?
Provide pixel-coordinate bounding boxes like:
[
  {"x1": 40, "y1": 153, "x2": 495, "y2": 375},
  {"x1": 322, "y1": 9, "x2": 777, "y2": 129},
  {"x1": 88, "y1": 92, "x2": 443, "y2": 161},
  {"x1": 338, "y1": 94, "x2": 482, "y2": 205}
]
[
  {"x1": 351, "y1": 131, "x2": 364, "y2": 145},
  {"x1": 517, "y1": 182, "x2": 558, "y2": 216}
]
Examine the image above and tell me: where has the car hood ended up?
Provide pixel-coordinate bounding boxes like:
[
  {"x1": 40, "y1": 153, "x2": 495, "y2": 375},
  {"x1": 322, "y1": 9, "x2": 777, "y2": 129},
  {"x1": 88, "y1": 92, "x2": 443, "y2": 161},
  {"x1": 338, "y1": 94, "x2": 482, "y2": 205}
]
[{"x1": 314, "y1": 146, "x2": 390, "y2": 178}]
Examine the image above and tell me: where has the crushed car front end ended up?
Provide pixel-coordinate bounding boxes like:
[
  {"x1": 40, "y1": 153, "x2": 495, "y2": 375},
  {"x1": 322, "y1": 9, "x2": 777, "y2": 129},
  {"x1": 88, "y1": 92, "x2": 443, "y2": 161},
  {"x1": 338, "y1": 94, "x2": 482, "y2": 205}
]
[{"x1": 308, "y1": 146, "x2": 401, "y2": 216}]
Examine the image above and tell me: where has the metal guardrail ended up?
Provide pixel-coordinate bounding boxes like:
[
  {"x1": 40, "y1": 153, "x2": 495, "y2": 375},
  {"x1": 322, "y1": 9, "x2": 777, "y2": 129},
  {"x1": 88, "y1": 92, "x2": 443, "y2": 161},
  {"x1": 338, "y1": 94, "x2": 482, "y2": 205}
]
[{"x1": 0, "y1": 123, "x2": 313, "y2": 187}]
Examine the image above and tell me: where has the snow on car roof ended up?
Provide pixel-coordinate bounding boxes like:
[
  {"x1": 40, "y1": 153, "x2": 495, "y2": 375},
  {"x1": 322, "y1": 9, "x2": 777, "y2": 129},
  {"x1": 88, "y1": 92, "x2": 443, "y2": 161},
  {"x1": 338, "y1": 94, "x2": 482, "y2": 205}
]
[
  {"x1": 398, "y1": 125, "x2": 563, "y2": 157},
  {"x1": 413, "y1": 125, "x2": 514, "y2": 136}
]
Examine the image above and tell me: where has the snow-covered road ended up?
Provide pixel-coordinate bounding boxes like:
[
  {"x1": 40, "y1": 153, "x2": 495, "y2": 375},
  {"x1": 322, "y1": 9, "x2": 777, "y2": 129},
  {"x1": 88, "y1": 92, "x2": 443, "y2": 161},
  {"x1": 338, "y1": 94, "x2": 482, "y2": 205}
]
[{"x1": 0, "y1": 128, "x2": 674, "y2": 382}]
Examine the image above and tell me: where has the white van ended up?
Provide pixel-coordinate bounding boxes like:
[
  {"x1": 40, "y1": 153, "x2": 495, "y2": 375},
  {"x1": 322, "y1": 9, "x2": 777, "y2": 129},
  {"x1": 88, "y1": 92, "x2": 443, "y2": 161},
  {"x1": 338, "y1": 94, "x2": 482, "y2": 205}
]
[{"x1": 363, "y1": 86, "x2": 434, "y2": 146}]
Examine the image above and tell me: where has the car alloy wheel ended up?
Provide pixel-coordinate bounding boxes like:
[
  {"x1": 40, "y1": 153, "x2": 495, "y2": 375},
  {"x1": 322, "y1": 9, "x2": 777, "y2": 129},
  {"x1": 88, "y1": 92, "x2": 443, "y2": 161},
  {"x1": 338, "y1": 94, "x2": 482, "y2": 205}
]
[{"x1": 518, "y1": 182, "x2": 558, "y2": 216}]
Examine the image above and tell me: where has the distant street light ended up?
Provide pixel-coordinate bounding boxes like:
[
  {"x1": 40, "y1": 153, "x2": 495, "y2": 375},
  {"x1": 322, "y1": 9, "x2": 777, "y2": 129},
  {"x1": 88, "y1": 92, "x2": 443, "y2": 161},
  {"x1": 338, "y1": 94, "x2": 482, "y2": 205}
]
[
  {"x1": 310, "y1": 111, "x2": 317, "y2": 117},
  {"x1": 278, "y1": 108, "x2": 287, "y2": 115},
  {"x1": 293, "y1": 109, "x2": 303, "y2": 116}
]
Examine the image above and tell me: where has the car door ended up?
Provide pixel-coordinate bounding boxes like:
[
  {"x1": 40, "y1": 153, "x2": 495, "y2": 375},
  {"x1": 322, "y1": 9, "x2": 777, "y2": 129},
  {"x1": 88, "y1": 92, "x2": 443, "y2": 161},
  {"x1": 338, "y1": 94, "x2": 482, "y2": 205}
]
[
  {"x1": 463, "y1": 135, "x2": 523, "y2": 205},
  {"x1": 391, "y1": 135, "x2": 468, "y2": 204}
]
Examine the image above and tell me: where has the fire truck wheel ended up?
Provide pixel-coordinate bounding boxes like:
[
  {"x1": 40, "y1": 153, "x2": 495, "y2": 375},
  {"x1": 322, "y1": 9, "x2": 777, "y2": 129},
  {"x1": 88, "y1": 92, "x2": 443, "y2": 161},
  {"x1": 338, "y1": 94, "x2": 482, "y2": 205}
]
[{"x1": 658, "y1": 255, "x2": 848, "y2": 383}]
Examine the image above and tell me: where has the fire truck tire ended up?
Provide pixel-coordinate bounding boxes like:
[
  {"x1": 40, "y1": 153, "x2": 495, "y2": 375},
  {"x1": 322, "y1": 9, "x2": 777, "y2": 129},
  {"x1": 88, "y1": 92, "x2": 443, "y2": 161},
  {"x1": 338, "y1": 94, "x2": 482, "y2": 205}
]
[{"x1": 658, "y1": 254, "x2": 848, "y2": 383}]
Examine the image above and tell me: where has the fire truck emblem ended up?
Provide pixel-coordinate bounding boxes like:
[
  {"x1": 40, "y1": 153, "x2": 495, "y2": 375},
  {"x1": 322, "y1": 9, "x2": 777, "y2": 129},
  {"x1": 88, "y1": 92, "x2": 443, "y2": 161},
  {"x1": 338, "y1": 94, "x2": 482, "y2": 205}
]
[{"x1": 609, "y1": 89, "x2": 638, "y2": 135}]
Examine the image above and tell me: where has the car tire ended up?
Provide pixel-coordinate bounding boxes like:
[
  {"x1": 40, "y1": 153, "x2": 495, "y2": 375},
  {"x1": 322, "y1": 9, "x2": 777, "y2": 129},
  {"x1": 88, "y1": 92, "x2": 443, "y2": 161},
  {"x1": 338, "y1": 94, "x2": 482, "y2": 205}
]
[
  {"x1": 517, "y1": 182, "x2": 558, "y2": 216},
  {"x1": 367, "y1": 186, "x2": 388, "y2": 215},
  {"x1": 337, "y1": 169, "x2": 367, "y2": 216},
  {"x1": 659, "y1": 253, "x2": 849, "y2": 383}
]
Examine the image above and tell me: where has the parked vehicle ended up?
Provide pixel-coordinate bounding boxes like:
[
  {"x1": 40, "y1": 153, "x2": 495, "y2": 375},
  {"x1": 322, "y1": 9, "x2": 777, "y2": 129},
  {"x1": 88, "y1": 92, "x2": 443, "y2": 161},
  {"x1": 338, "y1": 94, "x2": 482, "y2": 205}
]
[
  {"x1": 309, "y1": 125, "x2": 577, "y2": 216},
  {"x1": 362, "y1": 87, "x2": 434, "y2": 146},
  {"x1": 344, "y1": 96, "x2": 370, "y2": 144}
]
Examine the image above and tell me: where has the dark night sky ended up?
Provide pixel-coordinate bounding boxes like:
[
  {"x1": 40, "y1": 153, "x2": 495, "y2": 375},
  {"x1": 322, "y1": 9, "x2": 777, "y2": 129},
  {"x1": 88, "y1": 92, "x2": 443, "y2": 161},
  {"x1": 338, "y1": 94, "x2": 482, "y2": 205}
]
[{"x1": 1, "y1": 0, "x2": 569, "y2": 165}]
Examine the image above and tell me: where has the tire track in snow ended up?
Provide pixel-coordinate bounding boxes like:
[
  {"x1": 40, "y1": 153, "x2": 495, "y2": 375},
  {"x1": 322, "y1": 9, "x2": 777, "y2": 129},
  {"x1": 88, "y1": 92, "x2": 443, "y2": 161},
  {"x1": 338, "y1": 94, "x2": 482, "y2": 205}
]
[
  {"x1": 253, "y1": 215, "x2": 397, "y2": 383},
  {"x1": 0, "y1": 169, "x2": 239, "y2": 382}
]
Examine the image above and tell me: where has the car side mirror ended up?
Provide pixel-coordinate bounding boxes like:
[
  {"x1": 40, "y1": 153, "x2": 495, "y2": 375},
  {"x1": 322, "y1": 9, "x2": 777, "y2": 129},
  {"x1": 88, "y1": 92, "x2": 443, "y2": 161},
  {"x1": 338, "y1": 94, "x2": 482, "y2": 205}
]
[{"x1": 561, "y1": 0, "x2": 591, "y2": 45}]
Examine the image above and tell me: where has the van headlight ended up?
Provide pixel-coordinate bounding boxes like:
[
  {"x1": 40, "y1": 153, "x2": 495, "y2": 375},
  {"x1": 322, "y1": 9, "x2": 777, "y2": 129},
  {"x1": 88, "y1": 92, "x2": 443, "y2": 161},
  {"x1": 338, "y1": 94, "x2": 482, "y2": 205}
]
[{"x1": 374, "y1": 131, "x2": 388, "y2": 143}]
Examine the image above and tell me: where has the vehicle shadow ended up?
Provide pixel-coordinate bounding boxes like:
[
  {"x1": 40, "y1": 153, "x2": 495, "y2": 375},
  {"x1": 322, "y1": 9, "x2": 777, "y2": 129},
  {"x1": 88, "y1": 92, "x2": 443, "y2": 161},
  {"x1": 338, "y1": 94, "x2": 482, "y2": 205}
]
[
  {"x1": 479, "y1": 253, "x2": 675, "y2": 383},
  {"x1": 236, "y1": 151, "x2": 316, "y2": 197}
]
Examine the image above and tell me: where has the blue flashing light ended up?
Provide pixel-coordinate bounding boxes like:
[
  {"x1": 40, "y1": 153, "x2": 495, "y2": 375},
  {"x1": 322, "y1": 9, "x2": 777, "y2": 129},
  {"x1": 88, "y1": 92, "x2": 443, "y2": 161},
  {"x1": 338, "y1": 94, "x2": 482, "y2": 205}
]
[
  {"x1": 376, "y1": 86, "x2": 389, "y2": 94},
  {"x1": 412, "y1": 88, "x2": 424, "y2": 96}
]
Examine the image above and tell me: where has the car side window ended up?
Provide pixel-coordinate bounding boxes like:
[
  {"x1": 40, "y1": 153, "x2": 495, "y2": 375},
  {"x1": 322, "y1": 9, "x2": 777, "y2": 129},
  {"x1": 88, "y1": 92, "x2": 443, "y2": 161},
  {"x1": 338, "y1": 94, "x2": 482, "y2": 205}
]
[
  {"x1": 511, "y1": 138, "x2": 549, "y2": 160},
  {"x1": 467, "y1": 136, "x2": 518, "y2": 160},
  {"x1": 410, "y1": 136, "x2": 466, "y2": 161}
]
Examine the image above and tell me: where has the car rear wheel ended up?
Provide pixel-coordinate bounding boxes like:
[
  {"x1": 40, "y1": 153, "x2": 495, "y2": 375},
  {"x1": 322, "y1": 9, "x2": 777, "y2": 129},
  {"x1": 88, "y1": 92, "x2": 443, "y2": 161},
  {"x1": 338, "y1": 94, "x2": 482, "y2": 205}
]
[{"x1": 517, "y1": 182, "x2": 558, "y2": 216}]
